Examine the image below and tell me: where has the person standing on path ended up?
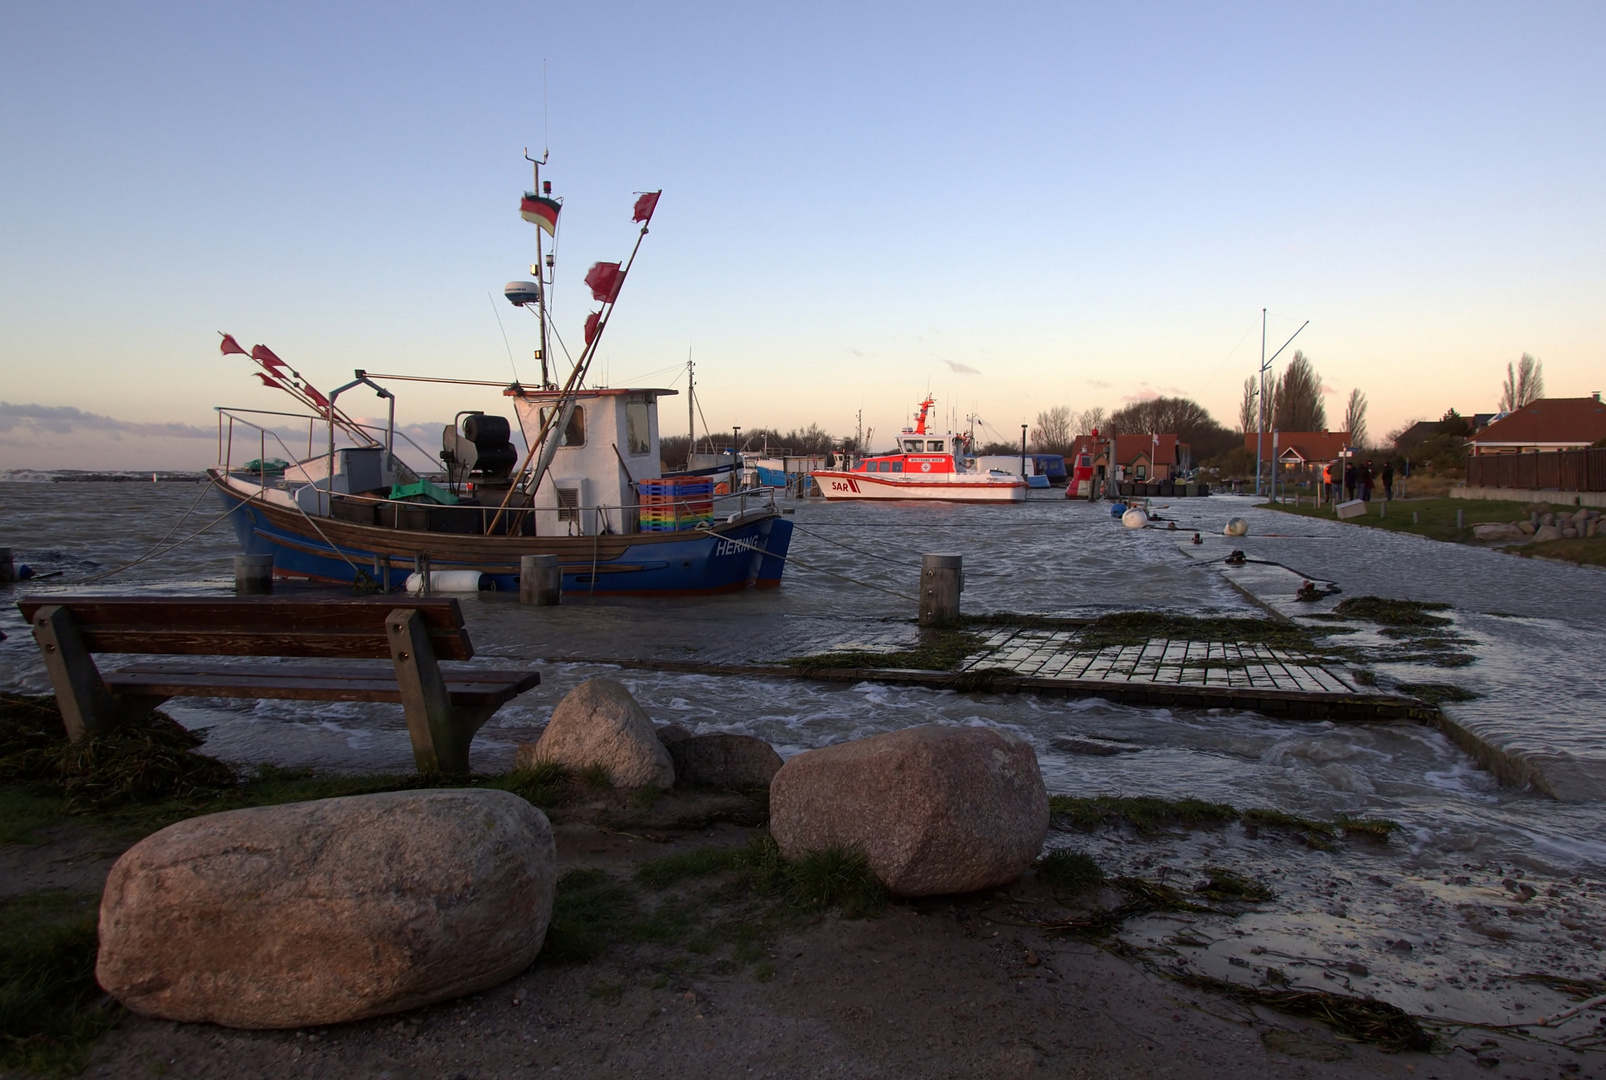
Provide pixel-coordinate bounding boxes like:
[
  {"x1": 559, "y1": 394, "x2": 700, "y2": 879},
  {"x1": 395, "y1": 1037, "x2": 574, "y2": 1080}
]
[
  {"x1": 1359, "y1": 460, "x2": 1375, "y2": 502},
  {"x1": 1344, "y1": 462, "x2": 1357, "y2": 501},
  {"x1": 1382, "y1": 461, "x2": 1395, "y2": 500},
  {"x1": 1322, "y1": 462, "x2": 1335, "y2": 502}
]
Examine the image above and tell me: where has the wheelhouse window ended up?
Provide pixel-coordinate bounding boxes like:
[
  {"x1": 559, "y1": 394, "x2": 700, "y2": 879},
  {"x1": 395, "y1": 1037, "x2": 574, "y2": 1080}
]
[
  {"x1": 625, "y1": 402, "x2": 651, "y2": 456},
  {"x1": 891, "y1": 462, "x2": 903, "y2": 472},
  {"x1": 927, "y1": 440, "x2": 944, "y2": 451},
  {"x1": 879, "y1": 461, "x2": 891, "y2": 472},
  {"x1": 538, "y1": 405, "x2": 586, "y2": 448}
]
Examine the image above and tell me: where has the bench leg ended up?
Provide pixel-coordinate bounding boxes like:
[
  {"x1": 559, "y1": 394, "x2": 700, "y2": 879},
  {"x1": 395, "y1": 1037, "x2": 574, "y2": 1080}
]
[
  {"x1": 387, "y1": 607, "x2": 486, "y2": 774},
  {"x1": 31, "y1": 605, "x2": 119, "y2": 741}
]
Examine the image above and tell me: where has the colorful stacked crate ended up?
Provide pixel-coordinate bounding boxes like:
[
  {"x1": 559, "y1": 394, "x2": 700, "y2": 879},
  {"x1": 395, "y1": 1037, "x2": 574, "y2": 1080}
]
[{"x1": 637, "y1": 478, "x2": 715, "y2": 532}]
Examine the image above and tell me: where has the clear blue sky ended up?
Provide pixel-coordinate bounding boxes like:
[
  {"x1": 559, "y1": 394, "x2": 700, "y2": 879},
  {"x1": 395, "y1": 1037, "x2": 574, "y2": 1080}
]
[{"x1": 2, "y1": 2, "x2": 1602, "y2": 466}]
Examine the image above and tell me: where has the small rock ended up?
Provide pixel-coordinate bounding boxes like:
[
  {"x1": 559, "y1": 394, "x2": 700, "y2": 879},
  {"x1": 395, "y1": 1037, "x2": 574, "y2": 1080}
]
[
  {"x1": 517, "y1": 678, "x2": 674, "y2": 788},
  {"x1": 1515, "y1": 521, "x2": 1537, "y2": 535},
  {"x1": 1541, "y1": 513, "x2": 1555, "y2": 527},
  {"x1": 665, "y1": 733, "x2": 783, "y2": 788},
  {"x1": 97, "y1": 790, "x2": 556, "y2": 1028},
  {"x1": 1562, "y1": 527, "x2": 1578, "y2": 539},
  {"x1": 769, "y1": 725, "x2": 1050, "y2": 897},
  {"x1": 1532, "y1": 524, "x2": 1562, "y2": 543},
  {"x1": 1344, "y1": 961, "x2": 1369, "y2": 976}
]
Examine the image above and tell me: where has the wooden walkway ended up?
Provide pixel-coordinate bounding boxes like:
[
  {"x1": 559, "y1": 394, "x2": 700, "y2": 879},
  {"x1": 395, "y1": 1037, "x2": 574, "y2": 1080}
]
[{"x1": 963, "y1": 627, "x2": 1359, "y2": 695}]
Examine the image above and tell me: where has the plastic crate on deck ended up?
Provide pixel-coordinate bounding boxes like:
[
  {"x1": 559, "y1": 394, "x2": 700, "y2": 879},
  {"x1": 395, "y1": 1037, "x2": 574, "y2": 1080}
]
[{"x1": 637, "y1": 478, "x2": 714, "y2": 532}]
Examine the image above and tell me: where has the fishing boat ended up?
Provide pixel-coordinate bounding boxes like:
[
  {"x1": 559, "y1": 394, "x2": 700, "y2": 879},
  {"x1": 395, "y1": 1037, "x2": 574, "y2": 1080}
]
[
  {"x1": 809, "y1": 396, "x2": 1027, "y2": 503},
  {"x1": 208, "y1": 154, "x2": 792, "y2": 595}
]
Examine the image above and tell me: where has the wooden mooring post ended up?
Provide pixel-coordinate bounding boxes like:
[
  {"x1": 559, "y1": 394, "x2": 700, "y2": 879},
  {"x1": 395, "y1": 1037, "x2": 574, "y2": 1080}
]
[
  {"x1": 919, "y1": 553, "x2": 962, "y2": 626},
  {"x1": 233, "y1": 554, "x2": 273, "y2": 594},
  {"x1": 520, "y1": 554, "x2": 562, "y2": 606},
  {"x1": 0, "y1": 548, "x2": 14, "y2": 585}
]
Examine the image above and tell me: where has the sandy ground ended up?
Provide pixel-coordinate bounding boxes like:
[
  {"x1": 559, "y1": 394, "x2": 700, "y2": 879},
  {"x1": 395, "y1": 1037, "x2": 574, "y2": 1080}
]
[{"x1": 10, "y1": 790, "x2": 1597, "y2": 1080}]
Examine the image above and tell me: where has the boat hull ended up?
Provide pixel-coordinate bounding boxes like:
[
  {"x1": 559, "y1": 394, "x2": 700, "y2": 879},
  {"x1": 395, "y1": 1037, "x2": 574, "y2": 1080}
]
[
  {"x1": 213, "y1": 474, "x2": 793, "y2": 595},
  {"x1": 809, "y1": 470, "x2": 1026, "y2": 503}
]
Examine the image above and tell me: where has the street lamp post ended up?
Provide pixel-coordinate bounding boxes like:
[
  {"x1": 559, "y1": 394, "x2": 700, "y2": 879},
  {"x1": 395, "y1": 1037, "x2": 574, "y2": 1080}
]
[{"x1": 1020, "y1": 424, "x2": 1028, "y2": 481}]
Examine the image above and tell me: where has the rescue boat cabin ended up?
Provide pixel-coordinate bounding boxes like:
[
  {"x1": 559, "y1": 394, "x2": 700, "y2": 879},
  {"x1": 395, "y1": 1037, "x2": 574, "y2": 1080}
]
[{"x1": 851, "y1": 431, "x2": 972, "y2": 476}]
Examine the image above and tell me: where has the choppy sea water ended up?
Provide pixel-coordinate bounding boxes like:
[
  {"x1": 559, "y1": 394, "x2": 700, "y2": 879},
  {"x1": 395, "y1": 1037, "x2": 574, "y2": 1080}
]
[{"x1": 2, "y1": 480, "x2": 1604, "y2": 1035}]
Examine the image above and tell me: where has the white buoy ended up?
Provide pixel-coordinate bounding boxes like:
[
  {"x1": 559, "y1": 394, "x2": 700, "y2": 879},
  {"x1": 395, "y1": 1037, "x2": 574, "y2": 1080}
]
[
  {"x1": 1121, "y1": 509, "x2": 1149, "y2": 529},
  {"x1": 1224, "y1": 517, "x2": 1249, "y2": 536},
  {"x1": 406, "y1": 570, "x2": 490, "y2": 594}
]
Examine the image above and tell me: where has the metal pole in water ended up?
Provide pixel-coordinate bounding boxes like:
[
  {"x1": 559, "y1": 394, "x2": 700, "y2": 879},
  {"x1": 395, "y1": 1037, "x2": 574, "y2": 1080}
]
[
  {"x1": 234, "y1": 554, "x2": 273, "y2": 595},
  {"x1": 520, "y1": 554, "x2": 562, "y2": 605},
  {"x1": 919, "y1": 553, "x2": 962, "y2": 626}
]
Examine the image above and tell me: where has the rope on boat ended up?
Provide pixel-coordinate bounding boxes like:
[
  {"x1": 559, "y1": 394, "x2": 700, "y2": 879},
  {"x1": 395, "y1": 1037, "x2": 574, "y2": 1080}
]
[{"x1": 703, "y1": 529, "x2": 919, "y2": 603}]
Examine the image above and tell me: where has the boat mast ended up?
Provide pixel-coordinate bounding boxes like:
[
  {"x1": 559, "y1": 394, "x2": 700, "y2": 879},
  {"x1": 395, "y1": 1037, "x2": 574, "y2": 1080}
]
[
  {"x1": 526, "y1": 148, "x2": 553, "y2": 390},
  {"x1": 686, "y1": 350, "x2": 696, "y2": 470}
]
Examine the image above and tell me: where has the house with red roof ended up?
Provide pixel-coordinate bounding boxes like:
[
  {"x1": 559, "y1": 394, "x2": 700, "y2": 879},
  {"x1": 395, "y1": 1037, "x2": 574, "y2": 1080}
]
[
  {"x1": 1241, "y1": 430, "x2": 1351, "y2": 467},
  {"x1": 1068, "y1": 433, "x2": 1191, "y2": 481},
  {"x1": 1468, "y1": 395, "x2": 1606, "y2": 455}
]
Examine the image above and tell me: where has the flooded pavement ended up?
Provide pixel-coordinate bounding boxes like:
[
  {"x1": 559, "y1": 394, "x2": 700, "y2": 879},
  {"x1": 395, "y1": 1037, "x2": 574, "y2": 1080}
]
[{"x1": 2, "y1": 480, "x2": 1604, "y2": 1056}]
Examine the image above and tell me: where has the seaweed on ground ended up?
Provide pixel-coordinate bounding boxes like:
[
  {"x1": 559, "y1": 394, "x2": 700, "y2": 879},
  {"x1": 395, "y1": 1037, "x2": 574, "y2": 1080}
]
[
  {"x1": 1049, "y1": 795, "x2": 1238, "y2": 834},
  {"x1": 1395, "y1": 683, "x2": 1480, "y2": 705},
  {"x1": 637, "y1": 835, "x2": 887, "y2": 918},
  {"x1": 1, "y1": 693, "x2": 236, "y2": 812},
  {"x1": 1072, "y1": 613, "x2": 1314, "y2": 651},
  {"x1": 1194, "y1": 868, "x2": 1276, "y2": 902},
  {"x1": 1034, "y1": 850, "x2": 1106, "y2": 894},
  {"x1": 1166, "y1": 970, "x2": 1432, "y2": 1053},
  {"x1": 1334, "y1": 815, "x2": 1402, "y2": 840},
  {"x1": 1332, "y1": 596, "x2": 1453, "y2": 628}
]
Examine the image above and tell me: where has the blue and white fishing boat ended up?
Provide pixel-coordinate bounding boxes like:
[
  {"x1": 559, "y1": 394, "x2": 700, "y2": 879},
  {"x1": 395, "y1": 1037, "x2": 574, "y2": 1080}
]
[{"x1": 208, "y1": 155, "x2": 792, "y2": 595}]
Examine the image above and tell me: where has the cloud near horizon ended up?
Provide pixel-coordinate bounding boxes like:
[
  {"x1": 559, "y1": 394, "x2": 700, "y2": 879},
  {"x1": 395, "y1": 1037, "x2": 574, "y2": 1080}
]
[
  {"x1": 0, "y1": 402, "x2": 449, "y2": 471},
  {"x1": 940, "y1": 359, "x2": 980, "y2": 375}
]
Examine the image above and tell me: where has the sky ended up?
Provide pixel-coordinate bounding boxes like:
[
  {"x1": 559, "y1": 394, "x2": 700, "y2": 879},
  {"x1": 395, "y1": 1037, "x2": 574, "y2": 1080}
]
[{"x1": 2, "y1": 2, "x2": 1603, "y2": 469}]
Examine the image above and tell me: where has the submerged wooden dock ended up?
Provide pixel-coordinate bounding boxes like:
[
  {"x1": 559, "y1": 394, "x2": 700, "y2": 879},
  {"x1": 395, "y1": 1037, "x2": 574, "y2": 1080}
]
[{"x1": 556, "y1": 625, "x2": 1433, "y2": 724}]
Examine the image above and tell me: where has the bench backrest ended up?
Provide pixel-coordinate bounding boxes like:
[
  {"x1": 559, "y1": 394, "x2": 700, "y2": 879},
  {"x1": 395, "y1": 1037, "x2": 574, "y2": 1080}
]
[{"x1": 15, "y1": 596, "x2": 474, "y2": 660}]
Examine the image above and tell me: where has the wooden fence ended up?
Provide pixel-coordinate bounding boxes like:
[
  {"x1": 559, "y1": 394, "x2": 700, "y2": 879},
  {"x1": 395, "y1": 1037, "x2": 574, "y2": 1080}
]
[{"x1": 1466, "y1": 448, "x2": 1606, "y2": 492}]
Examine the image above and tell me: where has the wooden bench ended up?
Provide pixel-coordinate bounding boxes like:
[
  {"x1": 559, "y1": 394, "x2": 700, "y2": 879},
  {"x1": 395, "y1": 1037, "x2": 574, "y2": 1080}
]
[{"x1": 16, "y1": 596, "x2": 540, "y2": 775}]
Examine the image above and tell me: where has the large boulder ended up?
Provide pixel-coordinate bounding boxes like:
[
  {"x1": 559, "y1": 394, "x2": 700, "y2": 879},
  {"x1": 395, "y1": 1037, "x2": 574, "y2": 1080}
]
[
  {"x1": 1533, "y1": 524, "x2": 1562, "y2": 543},
  {"x1": 1472, "y1": 522, "x2": 1523, "y2": 541},
  {"x1": 666, "y1": 732, "x2": 784, "y2": 787},
  {"x1": 769, "y1": 725, "x2": 1049, "y2": 897},
  {"x1": 97, "y1": 789, "x2": 555, "y2": 1029},
  {"x1": 518, "y1": 678, "x2": 674, "y2": 788}
]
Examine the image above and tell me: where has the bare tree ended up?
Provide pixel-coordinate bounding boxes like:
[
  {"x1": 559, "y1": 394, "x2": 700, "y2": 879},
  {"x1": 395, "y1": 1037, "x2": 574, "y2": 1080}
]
[
  {"x1": 1499, "y1": 354, "x2": 1545, "y2": 412},
  {"x1": 1106, "y1": 396, "x2": 1238, "y2": 459},
  {"x1": 1238, "y1": 376, "x2": 1259, "y2": 434},
  {"x1": 1074, "y1": 406, "x2": 1107, "y2": 435},
  {"x1": 1342, "y1": 389, "x2": 1369, "y2": 450},
  {"x1": 1031, "y1": 406, "x2": 1074, "y2": 454},
  {"x1": 1271, "y1": 351, "x2": 1327, "y2": 431}
]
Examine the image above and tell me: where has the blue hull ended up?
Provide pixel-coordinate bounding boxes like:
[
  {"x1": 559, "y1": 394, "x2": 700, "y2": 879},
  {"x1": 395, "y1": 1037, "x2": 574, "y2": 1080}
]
[{"x1": 217, "y1": 487, "x2": 793, "y2": 596}]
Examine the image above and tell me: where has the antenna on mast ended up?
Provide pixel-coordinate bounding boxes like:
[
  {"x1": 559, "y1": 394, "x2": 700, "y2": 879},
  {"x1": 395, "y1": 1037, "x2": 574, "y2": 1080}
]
[{"x1": 541, "y1": 59, "x2": 550, "y2": 161}]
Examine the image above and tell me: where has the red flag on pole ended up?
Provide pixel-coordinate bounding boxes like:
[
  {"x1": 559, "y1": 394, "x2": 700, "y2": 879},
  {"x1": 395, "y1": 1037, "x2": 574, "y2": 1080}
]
[
  {"x1": 250, "y1": 344, "x2": 288, "y2": 370},
  {"x1": 584, "y1": 311, "x2": 601, "y2": 346},
  {"x1": 632, "y1": 191, "x2": 661, "y2": 224},
  {"x1": 253, "y1": 373, "x2": 284, "y2": 389},
  {"x1": 303, "y1": 385, "x2": 329, "y2": 409},
  {"x1": 220, "y1": 333, "x2": 248, "y2": 356},
  {"x1": 584, "y1": 262, "x2": 624, "y2": 303}
]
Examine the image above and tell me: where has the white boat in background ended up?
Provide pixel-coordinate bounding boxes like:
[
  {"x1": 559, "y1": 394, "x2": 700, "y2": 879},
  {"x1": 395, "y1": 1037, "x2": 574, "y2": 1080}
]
[{"x1": 810, "y1": 396, "x2": 1027, "y2": 504}]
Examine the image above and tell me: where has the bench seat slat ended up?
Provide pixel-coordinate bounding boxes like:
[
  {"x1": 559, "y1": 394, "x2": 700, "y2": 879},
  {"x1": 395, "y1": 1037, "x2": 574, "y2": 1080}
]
[
  {"x1": 15, "y1": 597, "x2": 474, "y2": 660},
  {"x1": 105, "y1": 667, "x2": 539, "y2": 708}
]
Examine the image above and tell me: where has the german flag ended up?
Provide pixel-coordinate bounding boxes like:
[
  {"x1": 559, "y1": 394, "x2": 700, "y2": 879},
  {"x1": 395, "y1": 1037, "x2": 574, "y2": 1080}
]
[{"x1": 520, "y1": 193, "x2": 561, "y2": 235}]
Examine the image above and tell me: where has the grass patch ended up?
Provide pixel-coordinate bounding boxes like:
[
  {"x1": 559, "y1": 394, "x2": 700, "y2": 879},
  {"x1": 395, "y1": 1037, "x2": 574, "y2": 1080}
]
[
  {"x1": 1332, "y1": 596, "x2": 1452, "y2": 628},
  {"x1": 1262, "y1": 495, "x2": 1562, "y2": 549},
  {"x1": 577, "y1": 763, "x2": 614, "y2": 788},
  {"x1": 1501, "y1": 536, "x2": 1606, "y2": 568},
  {"x1": 786, "y1": 629, "x2": 985, "y2": 674},
  {"x1": 1035, "y1": 850, "x2": 1105, "y2": 894},
  {"x1": 1194, "y1": 868, "x2": 1276, "y2": 902},
  {"x1": 1050, "y1": 795, "x2": 1238, "y2": 835},
  {"x1": 0, "y1": 891, "x2": 121, "y2": 1079},
  {"x1": 1072, "y1": 613, "x2": 1312, "y2": 651},
  {"x1": 636, "y1": 845, "x2": 751, "y2": 890},
  {"x1": 495, "y1": 760, "x2": 572, "y2": 809},
  {"x1": 542, "y1": 868, "x2": 640, "y2": 965},
  {"x1": 784, "y1": 846, "x2": 887, "y2": 917},
  {"x1": 1395, "y1": 683, "x2": 1480, "y2": 705}
]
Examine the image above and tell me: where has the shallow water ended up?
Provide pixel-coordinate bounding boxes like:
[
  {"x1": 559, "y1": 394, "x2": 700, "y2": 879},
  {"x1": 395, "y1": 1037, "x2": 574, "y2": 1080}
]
[{"x1": 2, "y1": 480, "x2": 1604, "y2": 1035}]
